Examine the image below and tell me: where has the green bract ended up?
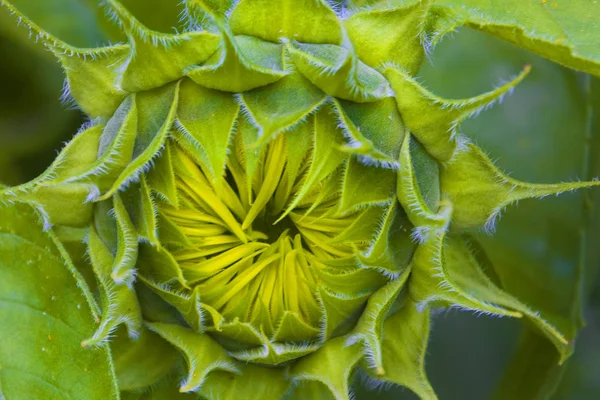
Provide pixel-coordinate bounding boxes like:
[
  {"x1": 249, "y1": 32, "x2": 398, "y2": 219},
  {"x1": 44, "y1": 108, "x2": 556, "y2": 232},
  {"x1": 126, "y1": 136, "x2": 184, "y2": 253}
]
[{"x1": 1, "y1": 0, "x2": 599, "y2": 399}]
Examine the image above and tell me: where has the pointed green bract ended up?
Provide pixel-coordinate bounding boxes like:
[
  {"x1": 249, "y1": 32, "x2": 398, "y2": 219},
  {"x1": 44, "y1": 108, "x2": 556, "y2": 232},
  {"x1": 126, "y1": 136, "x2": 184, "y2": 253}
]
[
  {"x1": 100, "y1": 81, "x2": 180, "y2": 200},
  {"x1": 397, "y1": 133, "x2": 446, "y2": 237},
  {"x1": 138, "y1": 277, "x2": 203, "y2": 332},
  {"x1": 290, "y1": 337, "x2": 364, "y2": 400},
  {"x1": 176, "y1": 78, "x2": 239, "y2": 188},
  {"x1": 334, "y1": 97, "x2": 405, "y2": 166},
  {"x1": 60, "y1": 47, "x2": 130, "y2": 118},
  {"x1": 110, "y1": 193, "x2": 139, "y2": 285},
  {"x1": 371, "y1": 298, "x2": 436, "y2": 400},
  {"x1": 340, "y1": 158, "x2": 396, "y2": 212},
  {"x1": 121, "y1": 176, "x2": 159, "y2": 245},
  {"x1": 409, "y1": 210, "x2": 574, "y2": 361},
  {"x1": 357, "y1": 202, "x2": 415, "y2": 277},
  {"x1": 110, "y1": 326, "x2": 180, "y2": 391},
  {"x1": 347, "y1": 267, "x2": 411, "y2": 375},
  {"x1": 106, "y1": 0, "x2": 220, "y2": 93},
  {"x1": 147, "y1": 141, "x2": 178, "y2": 206},
  {"x1": 186, "y1": 33, "x2": 286, "y2": 92},
  {"x1": 200, "y1": 364, "x2": 290, "y2": 400},
  {"x1": 288, "y1": 41, "x2": 391, "y2": 103},
  {"x1": 238, "y1": 73, "x2": 326, "y2": 144},
  {"x1": 83, "y1": 227, "x2": 142, "y2": 347},
  {"x1": 147, "y1": 322, "x2": 239, "y2": 393},
  {"x1": 385, "y1": 65, "x2": 531, "y2": 161},
  {"x1": 441, "y1": 143, "x2": 600, "y2": 232},
  {"x1": 230, "y1": 0, "x2": 343, "y2": 44},
  {"x1": 345, "y1": 0, "x2": 430, "y2": 74}
]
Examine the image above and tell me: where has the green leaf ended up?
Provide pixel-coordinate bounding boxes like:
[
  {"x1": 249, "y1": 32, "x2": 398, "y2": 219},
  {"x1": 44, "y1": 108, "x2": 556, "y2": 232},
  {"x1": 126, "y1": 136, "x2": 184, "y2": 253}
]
[
  {"x1": 0, "y1": 202, "x2": 118, "y2": 399},
  {"x1": 430, "y1": 0, "x2": 600, "y2": 76}
]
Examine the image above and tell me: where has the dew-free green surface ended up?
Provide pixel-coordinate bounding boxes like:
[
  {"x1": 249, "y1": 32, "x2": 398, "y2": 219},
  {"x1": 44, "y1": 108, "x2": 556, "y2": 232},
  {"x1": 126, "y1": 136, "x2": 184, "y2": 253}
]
[
  {"x1": 432, "y1": 0, "x2": 600, "y2": 76},
  {"x1": 0, "y1": 203, "x2": 119, "y2": 400}
]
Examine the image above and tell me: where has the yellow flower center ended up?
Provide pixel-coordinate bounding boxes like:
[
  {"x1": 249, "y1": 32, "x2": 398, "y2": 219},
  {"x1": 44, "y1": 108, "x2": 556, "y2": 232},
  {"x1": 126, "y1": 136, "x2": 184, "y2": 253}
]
[{"x1": 161, "y1": 133, "x2": 368, "y2": 332}]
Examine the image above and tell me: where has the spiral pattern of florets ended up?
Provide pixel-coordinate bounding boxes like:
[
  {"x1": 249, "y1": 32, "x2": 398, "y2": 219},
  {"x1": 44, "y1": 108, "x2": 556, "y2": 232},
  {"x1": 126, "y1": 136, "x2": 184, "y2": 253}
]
[{"x1": 161, "y1": 134, "x2": 387, "y2": 347}]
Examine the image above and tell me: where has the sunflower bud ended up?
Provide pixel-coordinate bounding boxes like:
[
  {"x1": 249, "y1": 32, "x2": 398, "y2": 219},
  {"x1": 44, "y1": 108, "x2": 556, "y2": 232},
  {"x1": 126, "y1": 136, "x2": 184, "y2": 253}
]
[{"x1": 1, "y1": 0, "x2": 598, "y2": 399}]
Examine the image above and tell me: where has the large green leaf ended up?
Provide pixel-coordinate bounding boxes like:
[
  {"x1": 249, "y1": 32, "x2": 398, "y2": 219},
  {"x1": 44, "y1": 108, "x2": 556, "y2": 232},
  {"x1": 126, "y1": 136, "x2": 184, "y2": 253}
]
[
  {"x1": 0, "y1": 202, "x2": 119, "y2": 399},
  {"x1": 430, "y1": 0, "x2": 600, "y2": 76}
]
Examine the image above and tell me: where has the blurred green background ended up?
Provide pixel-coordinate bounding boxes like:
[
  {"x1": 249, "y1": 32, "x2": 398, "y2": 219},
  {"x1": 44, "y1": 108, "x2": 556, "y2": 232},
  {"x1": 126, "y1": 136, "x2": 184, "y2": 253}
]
[{"x1": 1, "y1": 7, "x2": 598, "y2": 400}]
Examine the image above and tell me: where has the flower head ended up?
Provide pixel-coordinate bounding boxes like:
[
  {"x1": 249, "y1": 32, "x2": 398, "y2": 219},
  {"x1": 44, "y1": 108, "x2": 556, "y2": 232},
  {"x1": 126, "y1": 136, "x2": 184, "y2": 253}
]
[{"x1": 1, "y1": 0, "x2": 598, "y2": 399}]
